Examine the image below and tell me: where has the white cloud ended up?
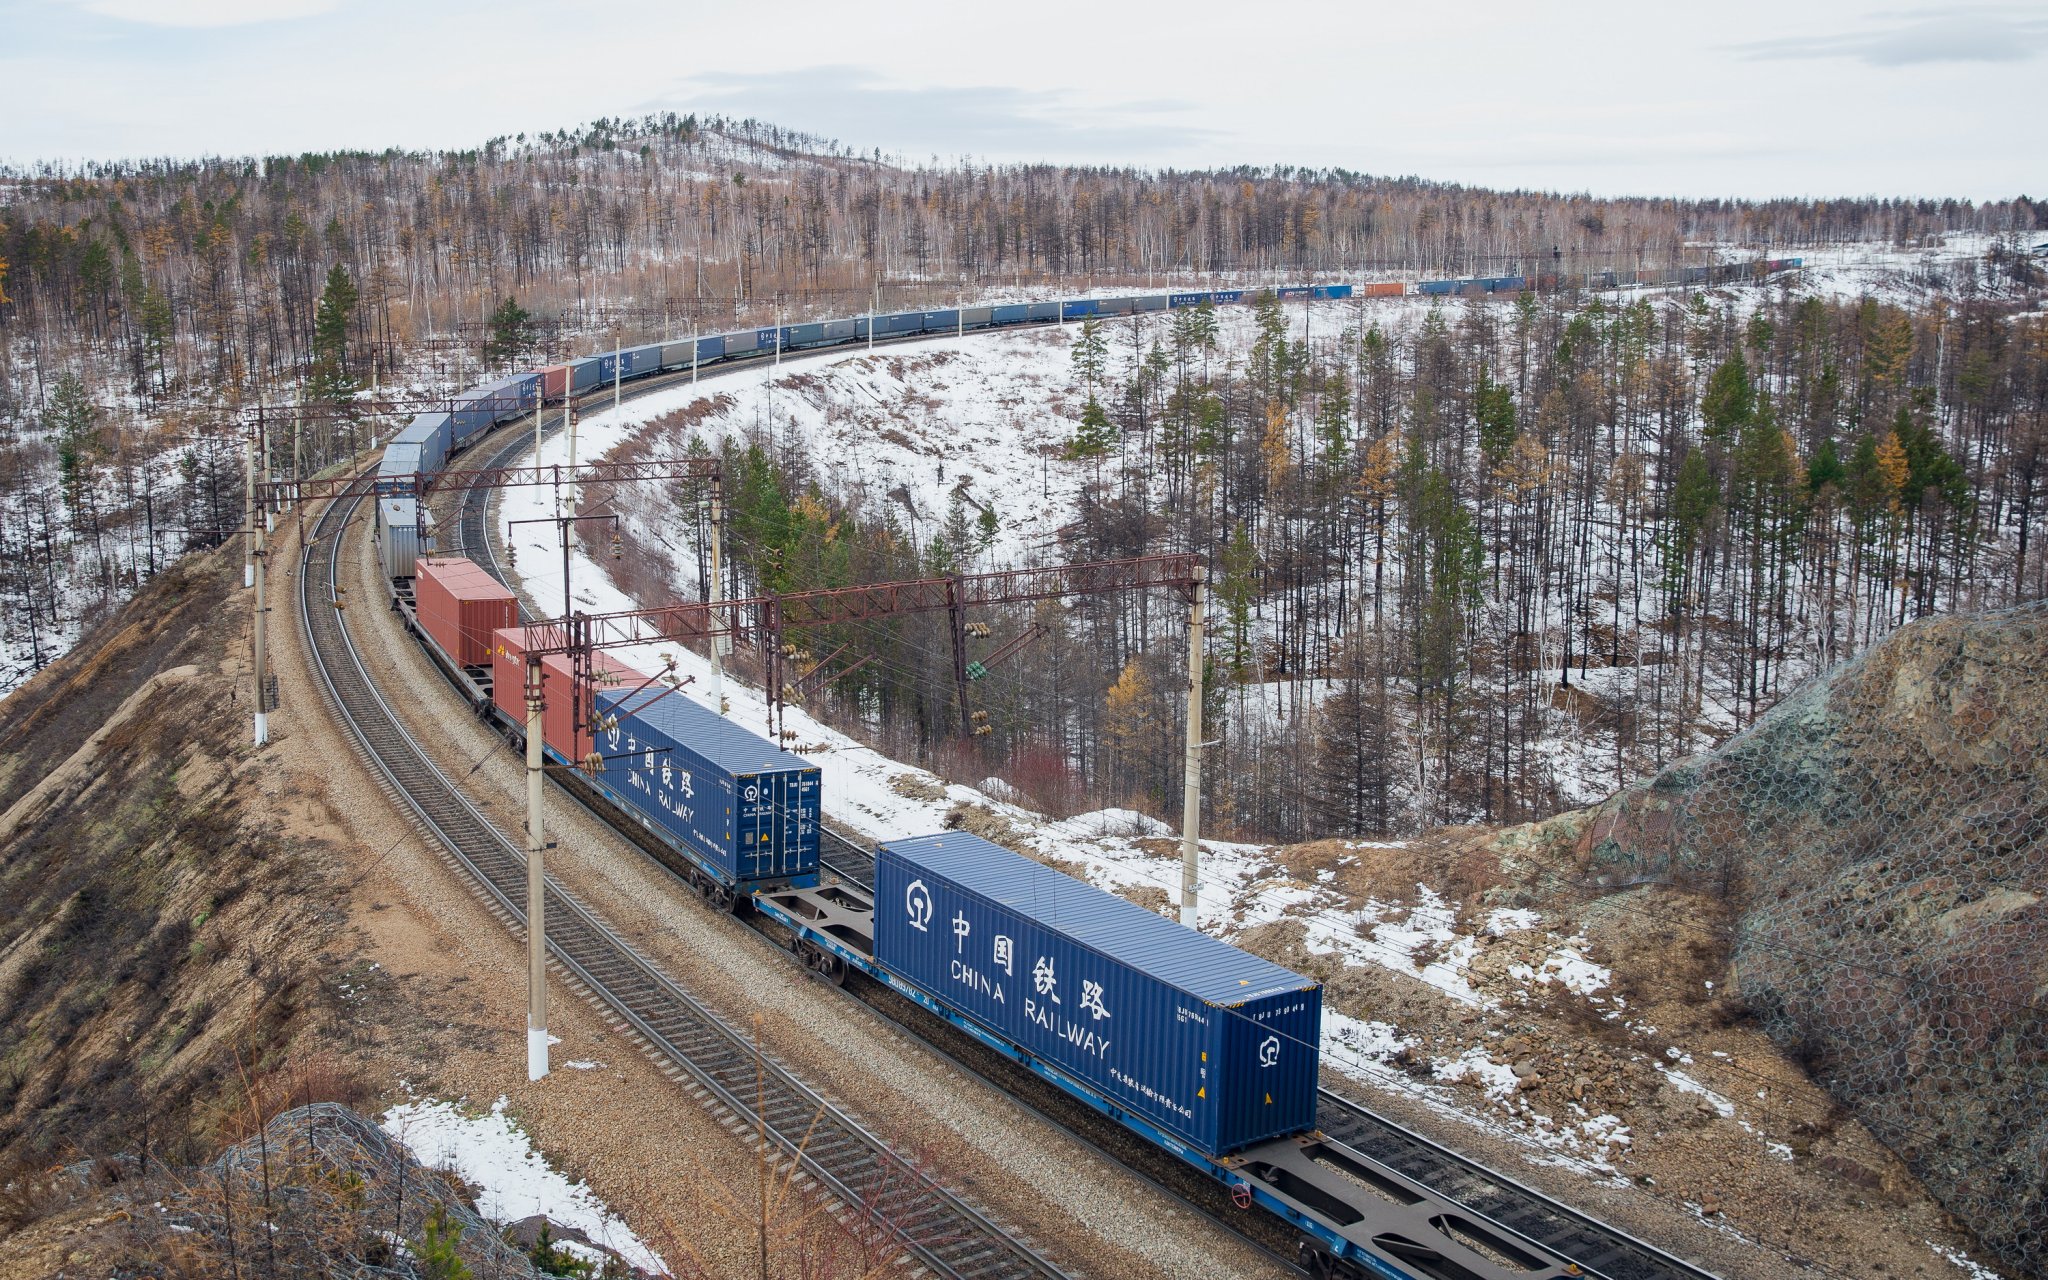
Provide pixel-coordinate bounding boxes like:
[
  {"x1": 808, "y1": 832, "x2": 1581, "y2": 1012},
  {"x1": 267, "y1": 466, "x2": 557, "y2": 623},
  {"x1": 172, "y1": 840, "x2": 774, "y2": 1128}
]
[{"x1": 68, "y1": 0, "x2": 338, "y2": 26}]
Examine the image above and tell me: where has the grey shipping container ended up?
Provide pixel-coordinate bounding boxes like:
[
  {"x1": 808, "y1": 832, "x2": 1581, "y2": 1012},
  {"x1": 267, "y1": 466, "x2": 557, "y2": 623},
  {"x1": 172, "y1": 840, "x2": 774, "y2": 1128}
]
[
  {"x1": 822, "y1": 318, "x2": 857, "y2": 342},
  {"x1": 1026, "y1": 301, "x2": 1061, "y2": 322},
  {"x1": 660, "y1": 338, "x2": 697, "y2": 369},
  {"x1": 874, "y1": 833, "x2": 1321, "y2": 1157},
  {"x1": 378, "y1": 497, "x2": 426, "y2": 579},
  {"x1": 960, "y1": 305, "x2": 993, "y2": 328},
  {"x1": 721, "y1": 329, "x2": 759, "y2": 355},
  {"x1": 1134, "y1": 294, "x2": 1169, "y2": 312},
  {"x1": 1096, "y1": 296, "x2": 1135, "y2": 316},
  {"x1": 589, "y1": 686, "x2": 820, "y2": 888}
]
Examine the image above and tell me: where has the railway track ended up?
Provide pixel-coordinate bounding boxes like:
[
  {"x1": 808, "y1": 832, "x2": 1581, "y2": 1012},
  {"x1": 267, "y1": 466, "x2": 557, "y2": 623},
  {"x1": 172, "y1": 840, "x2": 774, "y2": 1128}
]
[
  {"x1": 809, "y1": 835, "x2": 1715, "y2": 1280},
  {"x1": 298, "y1": 481, "x2": 1072, "y2": 1280},
  {"x1": 431, "y1": 354, "x2": 1720, "y2": 1280}
]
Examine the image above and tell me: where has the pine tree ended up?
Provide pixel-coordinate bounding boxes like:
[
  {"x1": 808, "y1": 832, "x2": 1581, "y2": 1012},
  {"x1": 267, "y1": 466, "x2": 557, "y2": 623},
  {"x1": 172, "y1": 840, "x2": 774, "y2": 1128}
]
[
  {"x1": 46, "y1": 373, "x2": 104, "y2": 523},
  {"x1": 1070, "y1": 315, "x2": 1107, "y2": 397},
  {"x1": 1067, "y1": 396, "x2": 1115, "y2": 459},
  {"x1": 309, "y1": 264, "x2": 360, "y2": 404},
  {"x1": 1700, "y1": 352, "x2": 1755, "y2": 442},
  {"x1": 416, "y1": 1206, "x2": 472, "y2": 1280},
  {"x1": 484, "y1": 296, "x2": 535, "y2": 370}
]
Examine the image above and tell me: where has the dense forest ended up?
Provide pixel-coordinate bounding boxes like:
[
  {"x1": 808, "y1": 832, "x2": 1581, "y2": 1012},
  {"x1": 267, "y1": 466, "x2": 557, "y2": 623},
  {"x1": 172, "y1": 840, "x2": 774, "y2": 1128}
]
[{"x1": 2, "y1": 118, "x2": 2045, "y2": 841}]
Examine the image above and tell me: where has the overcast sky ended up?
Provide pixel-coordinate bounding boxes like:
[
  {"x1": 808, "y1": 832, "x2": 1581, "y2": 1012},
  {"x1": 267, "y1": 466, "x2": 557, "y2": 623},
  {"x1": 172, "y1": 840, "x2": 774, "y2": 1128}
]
[{"x1": 3, "y1": 0, "x2": 2040, "y2": 199}]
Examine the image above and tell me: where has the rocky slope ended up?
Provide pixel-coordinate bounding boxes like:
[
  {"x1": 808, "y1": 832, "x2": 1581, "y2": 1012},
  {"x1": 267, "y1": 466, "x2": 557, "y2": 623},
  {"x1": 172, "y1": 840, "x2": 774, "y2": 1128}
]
[{"x1": 1510, "y1": 602, "x2": 2047, "y2": 1277}]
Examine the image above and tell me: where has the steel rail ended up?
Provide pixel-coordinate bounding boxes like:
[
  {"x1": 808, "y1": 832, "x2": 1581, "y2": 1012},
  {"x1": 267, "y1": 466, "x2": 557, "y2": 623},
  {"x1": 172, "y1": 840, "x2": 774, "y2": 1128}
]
[{"x1": 297, "y1": 481, "x2": 1071, "y2": 1280}]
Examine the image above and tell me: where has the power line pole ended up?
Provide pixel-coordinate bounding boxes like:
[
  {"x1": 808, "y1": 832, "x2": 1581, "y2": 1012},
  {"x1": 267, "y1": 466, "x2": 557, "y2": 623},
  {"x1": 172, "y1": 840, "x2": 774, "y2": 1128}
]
[
  {"x1": 708, "y1": 473, "x2": 727, "y2": 714},
  {"x1": 243, "y1": 424, "x2": 257, "y2": 589},
  {"x1": 1180, "y1": 564, "x2": 1208, "y2": 928},
  {"x1": 252, "y1": 482, "x2": 269, "y2": 748},
  {"x1": 525, "y1": 654, "x2": 549, "y2": 1081}
]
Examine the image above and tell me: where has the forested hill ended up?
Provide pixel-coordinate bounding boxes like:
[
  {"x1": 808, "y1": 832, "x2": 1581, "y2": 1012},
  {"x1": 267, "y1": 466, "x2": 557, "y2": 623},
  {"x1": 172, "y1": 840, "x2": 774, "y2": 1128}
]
[{"x1": 0, "y1": 112, "x2": 2044, "y2": 793}]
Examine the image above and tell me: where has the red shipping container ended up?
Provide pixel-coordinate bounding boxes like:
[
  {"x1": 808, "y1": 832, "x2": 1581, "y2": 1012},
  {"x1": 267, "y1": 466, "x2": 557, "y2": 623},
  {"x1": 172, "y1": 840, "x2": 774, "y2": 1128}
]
[
  {"x1": 1362, "y1": 281, "x2": 1406, "y2": 298},
  {"x1": 416, "y1": 557, "x2": 520, "y2": 668},
  {"x1": 490, "y1": 626, "x2": 648, "y2": 765},
  {"x1": 539, "y1": 365, "x2": 568, "y2": 400}
]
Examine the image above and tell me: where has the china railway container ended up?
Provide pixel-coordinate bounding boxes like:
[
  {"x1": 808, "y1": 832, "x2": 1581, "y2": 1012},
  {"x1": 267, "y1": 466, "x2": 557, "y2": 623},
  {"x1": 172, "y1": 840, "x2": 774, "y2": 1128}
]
[
  {"x1": 620, "y1": 343, "x2": 664, "y2": 377},
  {"x1": 1169, "y1": 292, "x2": 1210, "y2": 307},
  {"x1": 1208, "y1": 289, "x2": 1245, "y2": 304},
  {"x1": 755, "y1": 327, "x2": 785, "y2": 353},
  {"x1": 873, "y1": 832, "x2": 1321, "y2": 1157},
  {"x1": 378, "y1": 498, "x2": 425, "y2": 578},
  {"x1": 490, "y1": 627, "x2": 645, "y2": 764},
  {"x1": 1361, "y1": 282, "x2": 1405, "y2": 298},
  {"x1": 415, "y1": 557, "x2": 518, "y2": 668},
  {"x1": 588, "y1": 685, "x2": 821, "y2": 889}
]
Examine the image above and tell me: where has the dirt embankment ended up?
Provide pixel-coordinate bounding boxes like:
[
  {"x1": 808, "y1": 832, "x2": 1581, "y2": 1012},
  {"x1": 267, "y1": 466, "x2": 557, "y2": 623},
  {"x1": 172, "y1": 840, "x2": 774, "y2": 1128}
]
[{"x1": 0, "y1": 543, "x2": 374, "y2": 1181}]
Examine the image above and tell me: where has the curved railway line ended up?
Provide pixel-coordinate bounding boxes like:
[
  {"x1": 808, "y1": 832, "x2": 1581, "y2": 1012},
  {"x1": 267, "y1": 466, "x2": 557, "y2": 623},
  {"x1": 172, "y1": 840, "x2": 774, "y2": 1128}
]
[
  {"x1": 299, "y1": 477, "x2": 1072, "y2": 1280},
  {"x1": 318, "y1": 327, "x2": 1728, "y2": 1279}
]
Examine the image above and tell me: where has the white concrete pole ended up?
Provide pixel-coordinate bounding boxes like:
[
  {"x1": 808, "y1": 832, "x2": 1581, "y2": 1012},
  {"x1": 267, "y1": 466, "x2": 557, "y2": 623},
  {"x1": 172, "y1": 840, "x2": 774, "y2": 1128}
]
[
  {"x1": 1180, "y1": 564, "x2": 1208, "y2": 929},
  {"x1": 525, "y1": 655, "x2": 549, "y2": 1081},
  {"x1": 691, "y1": 327, "x2": 699, "y2": 385},
  {"x1": 868, "y1": 280, "x2": 876, "y2": 352},
  {"x1": 252, "y1": 509, "x2": 269, "y2": 746},
  {"x1": 243, "y1": 430, "x2": 256, "y2": 589},
  {"x1": 708, "y1": 475, "x2": 727, "y2": 714},
  {"x1": 612, "y1": 335, "x2": 622, "y2": 418}
]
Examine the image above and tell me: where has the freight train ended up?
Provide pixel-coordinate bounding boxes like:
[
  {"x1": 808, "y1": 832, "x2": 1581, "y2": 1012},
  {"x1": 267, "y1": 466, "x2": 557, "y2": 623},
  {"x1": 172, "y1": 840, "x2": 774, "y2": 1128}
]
[
  {"x1": 370, "y1": 282, "x2": 1731, "y2": 1278},
  {"x1": 373, "y1": 263, "x2": 1800, "y2": 579}
]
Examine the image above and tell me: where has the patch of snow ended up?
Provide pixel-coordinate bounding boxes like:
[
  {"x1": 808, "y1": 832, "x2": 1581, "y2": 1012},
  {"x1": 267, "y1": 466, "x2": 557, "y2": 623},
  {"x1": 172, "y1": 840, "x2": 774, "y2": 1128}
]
[
  {"x1": 1929, "y1": 1242, "x2": 2006, "y2": 1280},
  {"x1": 1659, "y1": 1068, "x2": 1736, "y2": 1118},
  {"x1": 381, "y1": 1096, "x2": 666, "y2": 1275}
]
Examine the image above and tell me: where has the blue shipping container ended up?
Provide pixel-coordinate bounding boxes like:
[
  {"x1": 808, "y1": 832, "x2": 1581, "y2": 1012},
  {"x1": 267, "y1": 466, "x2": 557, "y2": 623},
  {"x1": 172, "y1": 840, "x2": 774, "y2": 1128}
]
[
  {"x1": 991, "y1": 303, "x2": 1031, "y2": 325},
  {"x1": 567, "y1": 357, "x2": 603, "y2": 394},
  {"x1": 589, "y1": 687, "x2": 820, "y2": 888},
  {"x1": 874, "y1": 833, "x2": 1321, "y2": 1157},
  {"x1": 622, "y1": 344, "x2": 664, "y2": 376},
  {"x1": 1169, "y1": 292, "x2": 1210, "y2": 307},
  {"x1": 1209, "y1": 289, "x2": 1245, "y2": 304},
  {"x1": 1061, "y1": 299, "x2": 1098, "y2": 319}
]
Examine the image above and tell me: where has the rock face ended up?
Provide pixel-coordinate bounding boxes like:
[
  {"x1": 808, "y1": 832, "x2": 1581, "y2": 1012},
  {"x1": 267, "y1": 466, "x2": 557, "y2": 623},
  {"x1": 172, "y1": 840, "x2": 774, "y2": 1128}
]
[{"x1": 1555, "y1": 603, "x2": 2048, "y2": 1276}]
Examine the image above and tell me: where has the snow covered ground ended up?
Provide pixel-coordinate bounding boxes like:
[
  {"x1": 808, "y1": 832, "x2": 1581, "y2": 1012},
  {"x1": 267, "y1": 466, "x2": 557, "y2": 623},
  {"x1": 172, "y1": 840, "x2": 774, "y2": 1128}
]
[{"x1": 382, "y1": 1094, "x2": 668, "y2": 1274}]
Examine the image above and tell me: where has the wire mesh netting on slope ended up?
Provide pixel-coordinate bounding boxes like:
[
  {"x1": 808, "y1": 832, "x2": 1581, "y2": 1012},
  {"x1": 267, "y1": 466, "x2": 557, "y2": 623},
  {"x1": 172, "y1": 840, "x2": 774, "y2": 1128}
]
[{"x1": 1562, "y1": 601, "x2": 2048, "y2": 1278}]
